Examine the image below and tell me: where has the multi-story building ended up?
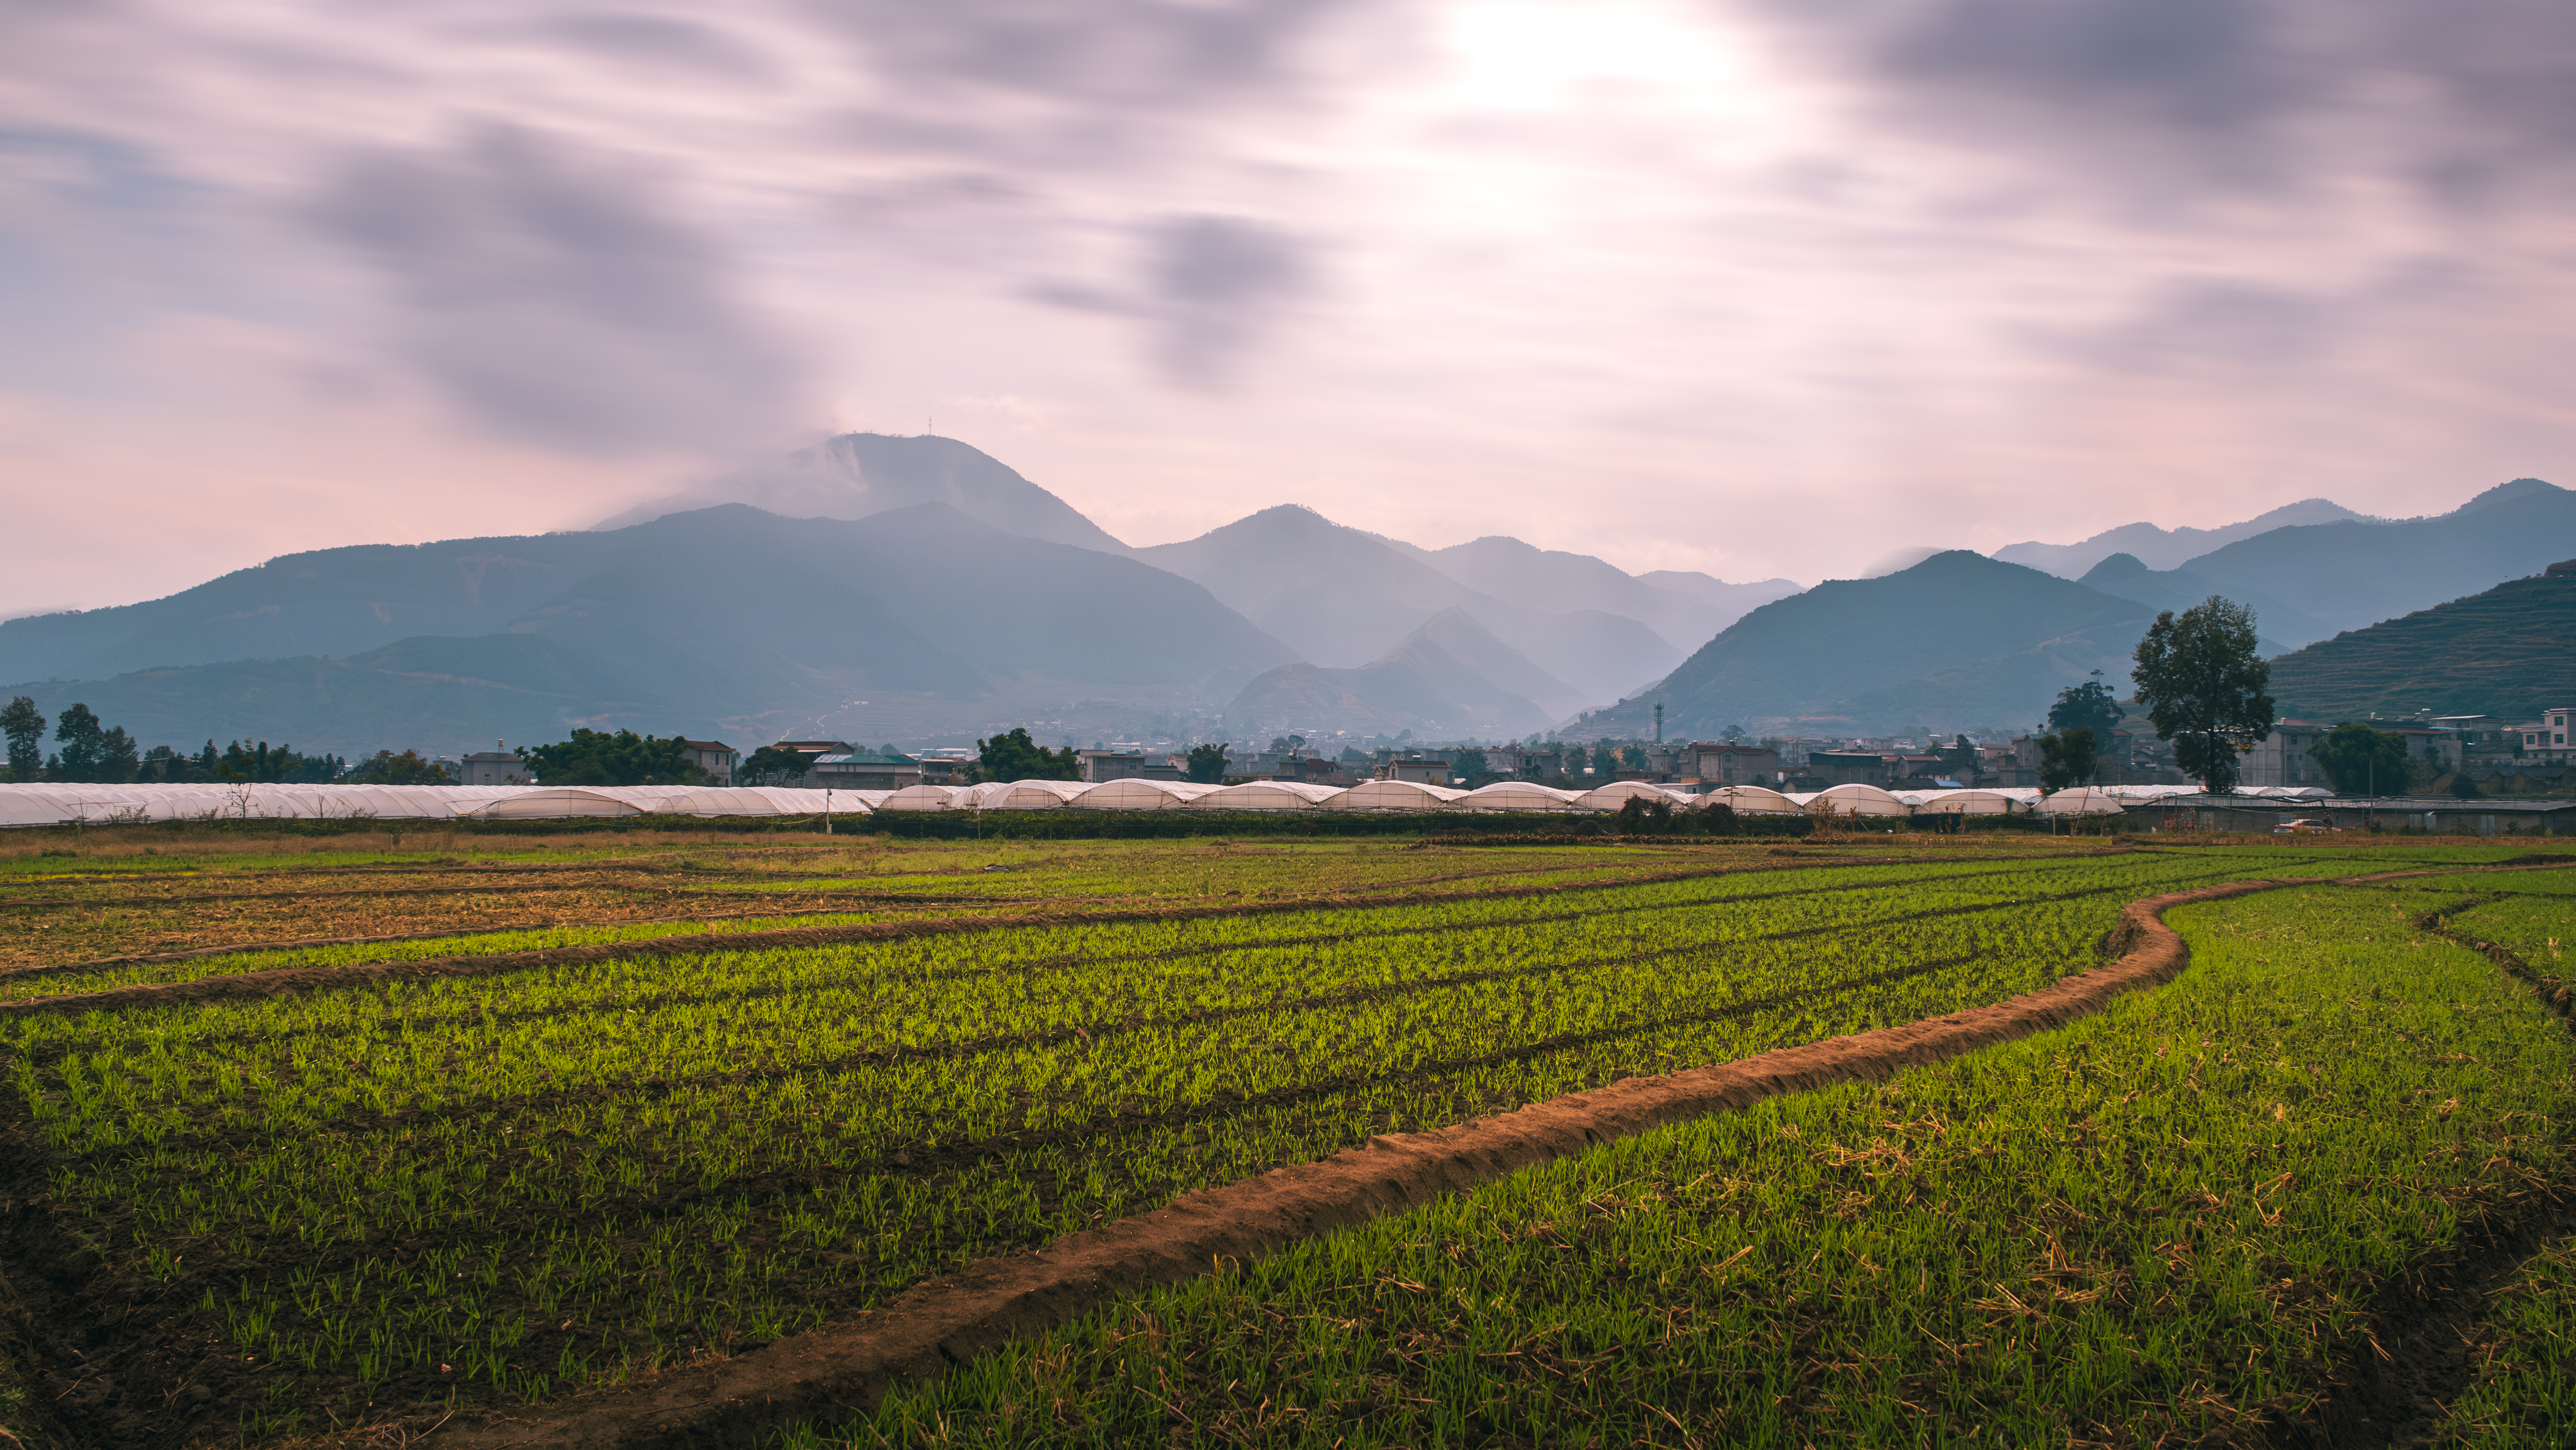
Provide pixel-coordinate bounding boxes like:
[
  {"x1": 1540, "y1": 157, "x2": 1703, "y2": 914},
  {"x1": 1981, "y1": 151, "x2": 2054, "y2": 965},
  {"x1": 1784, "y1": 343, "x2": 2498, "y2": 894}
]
[
  {"x1": 808, "y1": 749, "x2": 924, "y2": 790},
  {"x1": 1075, "y1": 749, "x2": 1182, "y2": 782},
  {"x1": 2238, "y1": 720, "x2": 2332, "y2": 790},
  {"x1": 455, "y1": 750, "x2": 531, "y2": 786},
  {"x1": 1807, "y1": 750, "x2": 1892, "y2": 788},
  {"x1": 2522, "y1": 707, "x2": 2575, "y2": 765},
  {"x1": 676, "y1": 739, "x2": 738, "y2": 786},
  {"x1": 1681, "y1": 742, "x2": 1782, "y2": 785}
]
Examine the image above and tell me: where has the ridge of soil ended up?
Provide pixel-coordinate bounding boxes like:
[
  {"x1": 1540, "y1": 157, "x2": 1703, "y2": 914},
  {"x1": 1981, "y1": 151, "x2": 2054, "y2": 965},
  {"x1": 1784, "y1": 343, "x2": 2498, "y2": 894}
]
[
  {"x1": 408, "y1": 874, "x2": 2302, "y2": 1450},
  {"x1": 0, "y1": 850, "x2": 2143, "y2": 1017}
]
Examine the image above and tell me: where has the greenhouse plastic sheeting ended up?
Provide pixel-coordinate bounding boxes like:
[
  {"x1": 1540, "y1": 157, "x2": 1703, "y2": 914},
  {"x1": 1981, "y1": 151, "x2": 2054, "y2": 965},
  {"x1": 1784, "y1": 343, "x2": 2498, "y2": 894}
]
[
  {"x1": 1805, "y1": 784, "x2": 1913, "y2": 817},
  {"x1": 1319, "y1": 779, "x2": 1468, "y2": 811},
  {"x1": 1897, "y1": 789, "x2": 2019, "y2": 815},
  {"x1": 2037, "y1": 787, "x2": 2127, "y2": 815},
  {"x1": 1069, "y1": 779, "x2": 1221, "y2": 810},
  {"x1": 1452, "y1": 782, "x2": 1582, "y2": 812},
  {"x1": 1570, "y1": 780, "x2": 1698, "y2": 811},
  {"x1": 1703, "y1": 785, "x2": 1798, "y2": 814},
  {"x1": 1185, "y1": 780, "x2": 1346, "y2": 811}
]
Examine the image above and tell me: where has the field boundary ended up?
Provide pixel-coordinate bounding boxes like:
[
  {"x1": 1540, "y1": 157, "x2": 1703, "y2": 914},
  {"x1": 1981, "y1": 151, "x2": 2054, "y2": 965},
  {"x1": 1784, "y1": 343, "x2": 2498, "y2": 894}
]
[
  {"x1": 415, "y1": 871, "x2": 2332, "y2": 1450},
  {"x1": 0, "y1": 848, "x2": 2136, "y2": 1015}
]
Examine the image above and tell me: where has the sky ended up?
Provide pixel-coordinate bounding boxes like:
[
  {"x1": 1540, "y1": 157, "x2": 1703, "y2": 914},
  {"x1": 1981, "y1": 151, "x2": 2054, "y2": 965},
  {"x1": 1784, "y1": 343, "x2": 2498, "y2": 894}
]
[{"x1": 6, "y1": 0, "x2": 2576, "y2": 617}]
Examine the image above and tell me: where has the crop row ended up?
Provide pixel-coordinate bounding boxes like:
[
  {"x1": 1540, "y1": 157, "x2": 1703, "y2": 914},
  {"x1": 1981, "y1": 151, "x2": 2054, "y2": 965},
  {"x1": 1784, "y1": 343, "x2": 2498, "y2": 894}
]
[
  {"x1": 798, "y1": 883, "x2": 2576, "y2": 1448},
  {"x1": 0, "y1": 854, "x2": 2268, "y2": 1418},
  {"x1": 8, "y1": 851, "x2": 2284, "y2": 1049},
  {"x1": 0, "y1": 845, "x2": 2120, "y2": 1004}
]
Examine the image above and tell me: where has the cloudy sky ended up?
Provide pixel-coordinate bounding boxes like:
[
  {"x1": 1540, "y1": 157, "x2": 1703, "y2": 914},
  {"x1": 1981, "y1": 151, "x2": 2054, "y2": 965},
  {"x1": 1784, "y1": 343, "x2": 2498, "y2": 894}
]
[{"x1": 7, "y1": 0, "x2": 2575, "y2": 616}]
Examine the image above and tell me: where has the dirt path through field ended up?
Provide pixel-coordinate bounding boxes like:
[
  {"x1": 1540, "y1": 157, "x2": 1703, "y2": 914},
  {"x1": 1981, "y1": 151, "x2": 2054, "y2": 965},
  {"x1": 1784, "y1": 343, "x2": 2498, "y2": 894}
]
[{"x1": 422, "y1": 868, "x2": 2474, "y2": 1450}]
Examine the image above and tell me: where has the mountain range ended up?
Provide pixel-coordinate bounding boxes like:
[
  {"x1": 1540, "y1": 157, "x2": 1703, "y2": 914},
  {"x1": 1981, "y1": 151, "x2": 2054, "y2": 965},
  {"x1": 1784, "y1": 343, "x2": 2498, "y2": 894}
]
[
  {"x1": 1575, "y1": 478, "x2": 2576, "y2": 739},
  {"x1": 1581, "y1": 550, "x2": 2160, "y2": 740},
  {"x1": 0, "y1": 436, "x2": 1792, "y2": 753},
  {"x1": 2266, "y1": 559, "x2": 2576, "y2": 724},
  {"x1": 5, "y1": 433, "x2": 2569, "y2": 754},
  {"x1": 1993, "y1": 498, "x2": 2372, "y2": 576}
]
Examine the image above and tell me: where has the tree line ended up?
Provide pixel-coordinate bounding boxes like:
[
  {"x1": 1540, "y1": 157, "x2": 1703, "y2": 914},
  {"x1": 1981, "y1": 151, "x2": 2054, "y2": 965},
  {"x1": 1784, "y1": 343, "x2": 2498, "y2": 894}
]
[{"x1": 3, "y1": 696, "x2": 459, "y2": 787}]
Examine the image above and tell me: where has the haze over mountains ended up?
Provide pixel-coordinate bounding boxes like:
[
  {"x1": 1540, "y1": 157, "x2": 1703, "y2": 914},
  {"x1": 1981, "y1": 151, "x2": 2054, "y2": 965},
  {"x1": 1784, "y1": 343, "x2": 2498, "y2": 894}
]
[
  {"x1": 5, "y1": 432, "x2": 2568, "y2": 755},
  {"x1": 1583, "y1": 552, "x2": 2161, "y2": 740},
  {"x1": 597, "y1": 434, "x2": 1129, "y2": 555},
  {"x1": 1570, "y1": 477, "x2": 2576, "y2": 739},
  {"x1": 1994, "y1": 498, "x2": 2373, "y2": 576}
]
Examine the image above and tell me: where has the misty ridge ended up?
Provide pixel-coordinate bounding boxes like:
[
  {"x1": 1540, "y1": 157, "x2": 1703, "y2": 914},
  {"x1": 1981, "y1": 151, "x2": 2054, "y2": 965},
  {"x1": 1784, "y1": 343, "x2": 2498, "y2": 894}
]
[{"x1": 0, "y1": 434, "x2": 2569, "y2": 756}]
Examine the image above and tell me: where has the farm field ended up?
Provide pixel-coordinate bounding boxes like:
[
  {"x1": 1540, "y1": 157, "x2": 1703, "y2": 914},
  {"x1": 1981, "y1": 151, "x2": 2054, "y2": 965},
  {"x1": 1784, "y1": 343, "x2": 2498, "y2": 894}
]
[
  {"x1": 0, "y1": 830, "x2": 2041, "y2": 975},
  {"x1": 810, "y1": 881, "x2": 2576, "y2": 1449},
  {"x1": 0, "y1": 831, "x2": 2565, "y2": 1448}
]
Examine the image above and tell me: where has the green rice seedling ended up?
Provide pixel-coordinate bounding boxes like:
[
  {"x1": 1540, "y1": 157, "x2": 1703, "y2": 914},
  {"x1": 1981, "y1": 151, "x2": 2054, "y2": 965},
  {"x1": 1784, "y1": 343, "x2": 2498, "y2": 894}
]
[
  {"x1": 7, "y1": 852, "x2": 2269, "y2": 1418},
  {"x1": 2424, "y1": 1231, "x2": 2576, "y2": 1445},
  {"x1": 797, "y1": 884, "x2": 2576, "y2": 1449}
]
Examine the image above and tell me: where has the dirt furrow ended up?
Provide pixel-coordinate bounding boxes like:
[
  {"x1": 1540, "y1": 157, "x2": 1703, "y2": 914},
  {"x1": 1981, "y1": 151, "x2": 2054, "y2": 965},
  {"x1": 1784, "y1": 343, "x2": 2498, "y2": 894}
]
[
  {"x1": 2246, "y1": 898, "x2": 2576, "y2": 1448},
  {"x1": 1, "y1": 852, "x2": 2158, "y2": 1015},
  {"x1": 408, "y1": 874, "x2": 2306, "y2": 1450}
]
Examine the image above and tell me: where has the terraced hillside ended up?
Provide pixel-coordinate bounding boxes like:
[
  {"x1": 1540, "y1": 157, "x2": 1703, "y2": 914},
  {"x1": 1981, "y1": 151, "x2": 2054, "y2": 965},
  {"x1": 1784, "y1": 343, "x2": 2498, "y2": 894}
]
[{"x1": 2269, "y1": 558, "x2": 2576, "y2": 723}]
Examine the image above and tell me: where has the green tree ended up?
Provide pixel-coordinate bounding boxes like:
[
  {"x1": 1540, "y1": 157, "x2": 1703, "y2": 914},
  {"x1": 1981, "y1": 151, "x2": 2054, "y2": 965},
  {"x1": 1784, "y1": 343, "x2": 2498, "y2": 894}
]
[
  {"x1": 216, "y1": 740, "x2": 343, "y2": 783},
  {"x1": 739, "y1": 745, "x2": 814, "y2": 785},
  {"x1": 1618, "y1": 744, "x2": 1648, "y2": 770},
  {"x1": 51, "y1": 703, "x2": 106, "y2": 781},
  {"x1": 1566, "y1": 744, "x2": 1589, "y2": 774},
  {"x1": 344, "y1": 749, "x2": 452, "y2": 784},
  {"x1": 2038, "y1": 727, "x2": 2096, "y2": 792},
  {"x1": 2048, "y1": 671, "x2": 2127, "y2": 740},
  {"x1": 2131, "y1": 598, "x2": 2276, "y2": 795},
  {"x1": 1614, "y1": 795, "x2": 1675, "y2": 834},
  {"x1": 1450, "y1": 747, "x2": 1489, "y2": 781},
  {"x1": 1185, "y1": 743, "x2": 1231, "y2": 784},
  {"x1": 524, "y1": 729, "x2": 705, "y2": 786},
  {"x1": 2307, "y1": 722, "x2": 2410, "y2": 798},
  {"x1": 1, "y1": 696, "x2": 43, "y2": 781},
  {"x1": 740, "y1": 745, "x2": 814, "y2": 785},
  {"x1": 97, "y1": 726, "x2": 139, "y2": 784},
  {"x1": 975, "y1": 727, "x2": 1080, "y2": 782},
  {"x1": 1268, "y1": 734, "x2": 1307, "y2": 755},
  {"x1": 1938, "y1": 733, "x2": 1983, "y2": 785}
]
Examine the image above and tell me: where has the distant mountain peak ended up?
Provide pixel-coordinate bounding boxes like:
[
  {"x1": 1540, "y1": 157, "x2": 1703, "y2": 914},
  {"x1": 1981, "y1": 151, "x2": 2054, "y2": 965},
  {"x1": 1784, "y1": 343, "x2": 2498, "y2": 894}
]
[
  {"x1": 594, "y1": 432, "x2": 1129, "y2": 554},
  {"x1": 1992, "y1": 497, "x2": 2374, "y2": 578},
  {"x1": 2453, "y1": 477, "x2": 2565, "y2": 515}
]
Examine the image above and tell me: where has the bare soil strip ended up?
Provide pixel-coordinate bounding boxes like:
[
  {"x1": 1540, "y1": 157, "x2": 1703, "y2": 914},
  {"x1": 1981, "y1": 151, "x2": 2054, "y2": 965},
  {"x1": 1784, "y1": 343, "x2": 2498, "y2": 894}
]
[
  {"x1": 415, "y1": 874, "x2": 2309, "y2": 1450},
  {"x1": 0, "y1": 852, "x2": 2140, "y2": 1016}
]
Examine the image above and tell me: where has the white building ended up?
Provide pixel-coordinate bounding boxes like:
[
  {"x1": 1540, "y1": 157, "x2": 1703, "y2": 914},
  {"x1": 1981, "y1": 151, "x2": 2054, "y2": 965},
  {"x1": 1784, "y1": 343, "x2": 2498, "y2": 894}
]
[
  {"x1": 2239, "y1": 720, "x2": 2332, "y2": 790},
  {"x1": 2522, "y1": 706, "x2": 2575, "y2": 764},
  {"x1": 455, "y1": 750, "x2": 531, "y2": 786}
]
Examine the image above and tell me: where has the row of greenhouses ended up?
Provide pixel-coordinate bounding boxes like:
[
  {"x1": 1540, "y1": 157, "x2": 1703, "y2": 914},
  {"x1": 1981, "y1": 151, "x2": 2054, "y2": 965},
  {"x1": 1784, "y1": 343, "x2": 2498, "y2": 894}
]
[{"x1": 0, "y1": 778, "x2": 2333, "y2": 827}]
